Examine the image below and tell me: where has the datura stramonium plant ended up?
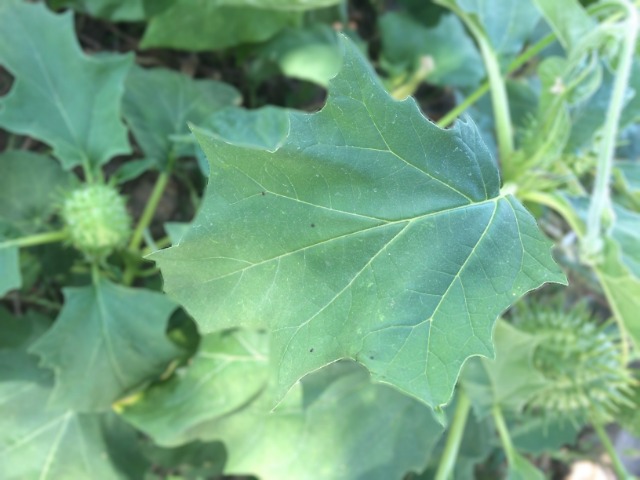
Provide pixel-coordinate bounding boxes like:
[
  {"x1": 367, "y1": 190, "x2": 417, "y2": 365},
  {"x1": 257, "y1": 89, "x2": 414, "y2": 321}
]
[
  {"x1": 516, "y1": 302, "x2": 635, "y2": 422},
  {"x1": 61, "y1": 184, "x2": 131, "y2": 260}
]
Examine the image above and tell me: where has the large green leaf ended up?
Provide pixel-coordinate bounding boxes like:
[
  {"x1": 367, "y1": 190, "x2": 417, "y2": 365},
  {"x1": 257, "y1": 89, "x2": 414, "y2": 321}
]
[
  {"x1": 29, "y1": 278, "x2": 180, "y2": 411},
  {"x1": 0, "y1": 1, "x2": 132, "y2": 170},
  {"x1": 121, "y1": 336, "x2": 444, "y2": 480},
  {"x1": 152, "y1": 38, "x2": 565, "y2": 407},
  {"x1": 380, "y1": 12, "x2": 484, "y2": 89},
  {"x1": 0, "y1": 348, "x2": 146, "y2": 479},
  {"x1": 123, "y1": 65, "x2": 241, "y2": 170},
  {"x1": 141, "y1": 0, "x2": 300, "y2": 51}
]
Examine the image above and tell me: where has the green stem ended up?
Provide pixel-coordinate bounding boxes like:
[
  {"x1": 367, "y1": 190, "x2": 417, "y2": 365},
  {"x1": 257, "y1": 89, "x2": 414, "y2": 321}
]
[
  {"x1": 492, "y1": 405, "x2": 516, "y2": 463},
  {"x1": 434, "y1": 390, "x2": 471, "y2": 480},
  {"x1": 436, "y1": 33, "x2": 555, "y2": 128},
  {"x1": 0, "y1": 230, "x2": 67, "y2": 249},
  {"x1": 128, "y1": 170, "x2": 170, "y2": 252},
  {"x1": 583, "y1": 0, "x2": 638, "y2": 261},
  {"x1": 592, "y1": 419, "x2": 632, "y2": 479},
  {"x1": 441, "y1": 5, "x2": 514, "y2": 162}
]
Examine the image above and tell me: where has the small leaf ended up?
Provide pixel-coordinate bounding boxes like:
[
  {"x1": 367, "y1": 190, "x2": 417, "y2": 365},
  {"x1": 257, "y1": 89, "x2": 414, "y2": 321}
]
[
  {"x1": 203, "y1": 105, "x2": 290, "y2": 151},
  {"x1": 460, "y1": 320, "x2": 546, "y2": 418},
  {"x1": 152, "y1": 38, "x2": 565, "y2": 407},
  {"x1": 436, "y1": 0, "x2": 540, "y2": 64},
  {"x1": 29, "y1": 278, "x2": 180, "y2": 411},
  {"x1": 0, "y1": 151, "x2": 76, "y2": 232},
  {"x1": 141, "y1": 0, "x2": 300, "y2": 51},
  {"x1": 257, "y1": 24, "x2": 342, "y2": 86},
  {"x1": 123, "y1": 65, "x2": 241, "y2": 169},
  {"x1": 0, "y1": 1, "x2": 133, "y2": 169},
  {"x1": 380, "y1": 12, "x2": 484, "y2": 88},
  {"x1": 0, "y1": 151, "x2": 75, "y2": 296},
  {"x1": 531, "y1": 0, "x2": 595, "y2": 52}
]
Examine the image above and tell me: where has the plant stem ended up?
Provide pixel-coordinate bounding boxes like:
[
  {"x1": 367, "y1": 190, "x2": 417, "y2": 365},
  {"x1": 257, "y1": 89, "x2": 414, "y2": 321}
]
[
  {"x1": 492, "y1": 405, "x2": 516, "y2": 463},
  {"x1": 440, "y1": 5, "x2": 514, "y2": 162},
  {"x1": 128, "y1": 170, "x2": 170, "y2": 252},
  {"x1": 434, "y1": 390, "x2": 471, "y2": 480},
  {"x1": 436, "y1": 33, "x2": 555, "y2": 128},
  {"x1": 0, "y1": 230, "x2": 67, "y2": 249},
  {"x1": 592, "y1": 419, "x2": 632, "y2": 479},
  {"x1": 583, "y1": 0, "x2": 638, "y2": 262}
]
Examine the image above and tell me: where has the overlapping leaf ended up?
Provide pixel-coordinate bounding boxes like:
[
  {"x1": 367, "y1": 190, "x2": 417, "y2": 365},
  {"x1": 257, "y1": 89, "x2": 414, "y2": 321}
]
[
  {"x1": 123, "y1": 65, "x2": 241, "y2": 170},
  {"x1": 436, "y1": 0, "x2": 540, "y2": 64},
  {"x1": 380, "y1": 12, "x2": 484, "y2": 89},
  {"x1": 0, "y1": 151, "x2": 75, "y2": 296},
  {"x1": 29, "y1": 278, "x2": 180, "y2": 411},
  {"x1": 460, "y1": 320, "x2": 546, "y2": 418},
  {"x1": 49, "y1": 0, "x2": 146, "y2": 21},
  {"x1": 120, "y1": 333, "x2": 444, "y2": 480},
  {"x1": 140, "y1": 0, "x2": 300, "y2": 51},
  {"x1": 152, "y1": 38, "x2": 564, "y2": 407},
  {"x1": 0, "y1": 312, "x2": 147, "y2": 480},
  {"x1": 0, "y1": 1, "x2": 132, "y2": 169}
]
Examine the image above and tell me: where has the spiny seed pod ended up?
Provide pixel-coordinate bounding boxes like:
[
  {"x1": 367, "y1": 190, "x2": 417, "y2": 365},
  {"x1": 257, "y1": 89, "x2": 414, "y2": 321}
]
[
  {"x1": 62, "y1": 184, "x2": 131, "y2": 260},
  {"x1": 515, "y1": 302, "x2": 634, "y2": 422}
]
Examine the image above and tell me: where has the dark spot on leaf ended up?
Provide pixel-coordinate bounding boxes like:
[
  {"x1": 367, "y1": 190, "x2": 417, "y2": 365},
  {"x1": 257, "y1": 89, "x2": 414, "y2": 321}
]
[
  {"x1": 309, "y1": 348, "x2": 314, "y2": 353},
  {"x1": 310, "y1": 223, "x2": 315, "y2": 228},
  {"x1": 261, "y1": 191, "x2": 266, "y2": 196},
  {"x1": 369, "y1": 355, "x2": 374, "y2": 360}
]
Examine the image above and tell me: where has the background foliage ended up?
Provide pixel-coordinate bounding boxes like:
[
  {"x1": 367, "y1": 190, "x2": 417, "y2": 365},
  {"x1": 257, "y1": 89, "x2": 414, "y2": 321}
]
[{"x1": 0, "y1": 0, "x2": 639, "y2": 479}]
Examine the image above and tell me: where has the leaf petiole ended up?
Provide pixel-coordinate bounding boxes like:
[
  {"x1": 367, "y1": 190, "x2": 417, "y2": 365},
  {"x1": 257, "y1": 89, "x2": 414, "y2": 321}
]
[
  {"x1": 0, "y1": 230, "x2": 67, "y2": 250},
  {"x1": 434, "y1": 389, "x2": 471, "y2": 480}
]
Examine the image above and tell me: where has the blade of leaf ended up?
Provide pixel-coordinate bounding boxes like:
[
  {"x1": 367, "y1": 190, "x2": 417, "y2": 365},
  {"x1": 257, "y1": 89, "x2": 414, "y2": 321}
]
[
  {"x1": 140, "y1": 0, "x2": 300, "y2": 51},
  {"x1": 0, "y1": 242, "x2": 20, "y2": 297},
  {"x1": 151, "y1": 37, "x2": 565, "y2": 408},
  {"x1": 29, "y1": 278, "x2": 181, "y2": 411},
  {"x1": 49, "y1": 0, "x2": 146, "y2": 21},
  {"x1": 436, "y1": 0, "x2": 540, "y2": 65},
  {"x1": 0, "y1": 1, "x2": 132, "y2": 170},
  {"x1": 121, "y1": 348, "x2": 445, "y2": 480},
  {"x1": 118, "y1": 329, "x2": 270, "y2": 446},
  {"x1": 123, "y1": 65, "x2": 241, "y2": 169},
  {"x1": 0, "y1": 151, "x2": 76, "y2": 231},
  {"x1": 0, "y1": 350, "x2": 138, "y2": 480}
]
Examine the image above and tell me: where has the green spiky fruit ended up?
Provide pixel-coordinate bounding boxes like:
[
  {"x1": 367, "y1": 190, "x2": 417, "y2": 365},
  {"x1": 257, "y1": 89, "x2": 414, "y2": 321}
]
[
  {"x1": 516, "y1": 302, "x2": 634, "y2": 421},
  {"x1": 62, "y1": 184, "x2": 131, "y2": 260}
]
